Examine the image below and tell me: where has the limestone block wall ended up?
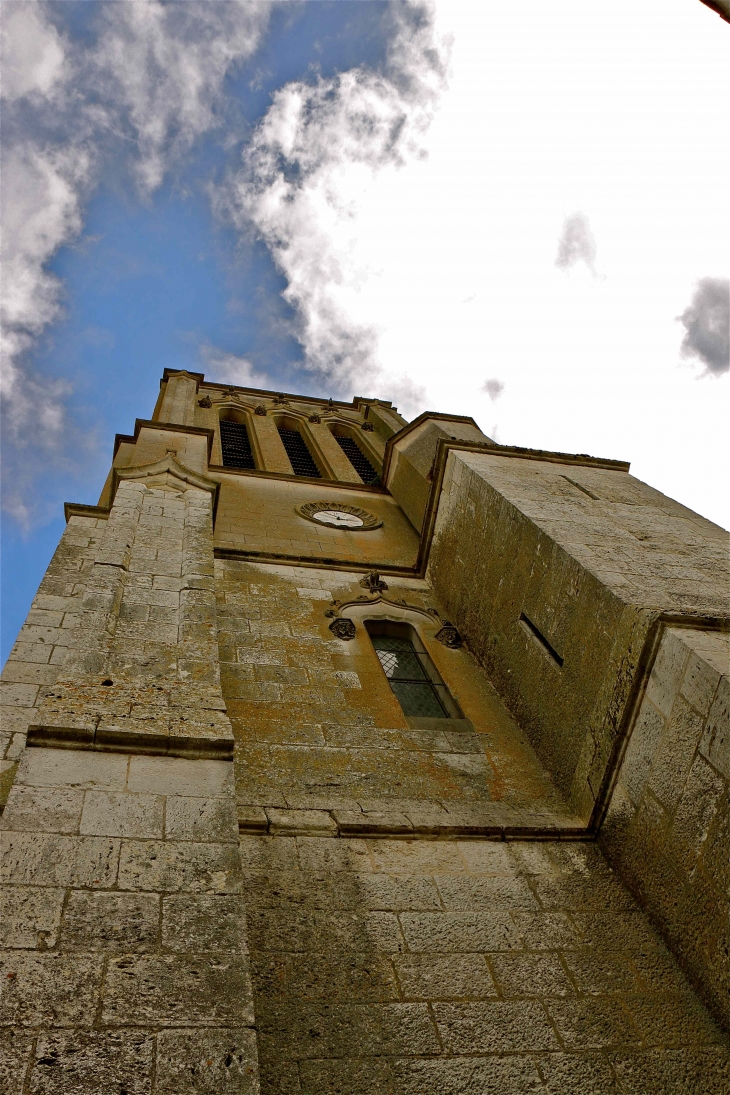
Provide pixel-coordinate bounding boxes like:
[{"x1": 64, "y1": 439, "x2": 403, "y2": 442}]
[
  {"x1": 1, "y1": 747, "x2": 256, "y2": 1094},
  {"x1": 1, "y1": 514, "x2": 107, "y2": 807},
  {"x1": 32, "y1": 469, "x2": 232, "y2": 757},
  {"x1": 215, "y1": 561, "x2": 573, "y2": 834},
  {"x1": 602, "y1": 626, "x2": 730, "y2": 1030},
  {"x1": 1, "y1": 458, "x2": 262, "y2": 1092},
  {"x1": 213, "y1": 477, "x2": 419, "y2": 566},
  {"x1": 239, "y1": 832, "x2": 729, "y2": 1094},
  {"x1": 428, "y1": 449, "x2": 730, "y2": 818},
  {"x1": 386, "y1": 417, "x2": 491, "y2": 533}
]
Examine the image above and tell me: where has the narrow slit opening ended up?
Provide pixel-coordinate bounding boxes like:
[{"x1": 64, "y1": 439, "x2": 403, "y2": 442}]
[
  {"x1": 561, "y1": 475, "x2": 599, "y2": 501},
  {"x1": 519, "y1": 613, "x2": 564, "y2": 667}
]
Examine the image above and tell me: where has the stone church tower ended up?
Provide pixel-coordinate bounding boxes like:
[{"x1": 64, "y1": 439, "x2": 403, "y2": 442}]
[{"x1": 1, "y1": 368, "x2": 729, "y2": 1093}]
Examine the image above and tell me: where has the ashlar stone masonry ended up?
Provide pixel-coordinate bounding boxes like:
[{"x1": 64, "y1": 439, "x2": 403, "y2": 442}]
[{"x1": 2, "y1": 369, "x2": 728, "y2": 1093}]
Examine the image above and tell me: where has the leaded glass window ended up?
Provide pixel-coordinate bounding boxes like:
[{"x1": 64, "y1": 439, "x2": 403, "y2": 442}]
[{"x1": 370, "y1": 633, "x2": 450, "y2": 718}]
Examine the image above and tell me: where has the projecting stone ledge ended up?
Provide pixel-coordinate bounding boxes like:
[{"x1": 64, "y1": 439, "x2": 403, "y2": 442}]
[
  {"x1": 26, "y1": 705, "x2": 234, "y2": 760},
  {"x1": 27, "y1": 681, "x2": 235, "y2": 760},
  {"x1": 26, "y1": 720, "x2": 234, "y2": 760},
  {"x1": 237, "y1": 802, "x2": 587, "y2": 840}
]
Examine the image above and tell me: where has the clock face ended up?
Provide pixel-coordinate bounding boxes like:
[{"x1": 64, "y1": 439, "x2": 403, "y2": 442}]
[
  {"x1": 296, "y1": 501, "x2": 382, "y2": 530},
  {"x1": 312, "y1": 509, "x2": 365, "y2": 528}
]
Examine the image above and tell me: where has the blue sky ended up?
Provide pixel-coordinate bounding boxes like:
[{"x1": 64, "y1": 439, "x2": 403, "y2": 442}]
[{"x1": 1, "y1": 0, "x2": 728, "y2": 664}]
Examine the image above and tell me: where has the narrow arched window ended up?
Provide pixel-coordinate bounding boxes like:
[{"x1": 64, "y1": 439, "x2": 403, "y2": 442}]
[
  {"x1": 220, "y1": 418, "x2": 255, "y2": 469},
  {"x1": 366, "y1": 621, "x2": 461, "y2": 719},
  {"x1": 334, "y1": 434, "x2": 378, "y2": 484},
  {"x1": 278, "y1": 425, "x2": 321, "y2": 478}
]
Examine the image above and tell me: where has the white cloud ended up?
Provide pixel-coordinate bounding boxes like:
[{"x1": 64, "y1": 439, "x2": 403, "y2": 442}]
[
  {"x1": 677, "y1": 277, "x2": 729, "y2": 376},
  {"x1": 217, "y1": 0, "x2": 730, "y2": 527},
  {"x1": 0, "y1": 2, "x2": 66, "y2": 102},
  {"x1": 0, "y1": 0, "x2": 271, "y2": 519},
  {"x1": 220, "y1": 1, "x2": 448, "y2": 416},
  {"x1": 555, "y1": 213, "x2": 597, "y2": 274},
  {"x1": 198, "y1": 344, "x2": 271, "y2": 390},
  {"x1": 92, "y1": 1, "x2": 271, "y2": 196}
]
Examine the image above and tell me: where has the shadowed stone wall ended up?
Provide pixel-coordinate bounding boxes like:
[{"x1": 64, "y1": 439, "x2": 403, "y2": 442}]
[
  {"x1": 602, "y1": 626, "x2": 730, "y2": 1030},
  {"x1": 240, "y1": 833, "x2": 729, "y2": 1094},
  {"x1": 1, "y1": 748, "x2": 255, "y2": 1094},
  {"x1": 428, "y1": 449, "x2": 729, "y2": 819}
]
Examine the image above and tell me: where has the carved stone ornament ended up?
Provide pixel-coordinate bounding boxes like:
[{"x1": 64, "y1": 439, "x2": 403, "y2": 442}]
[
  {"x1": 329, "y1": 617, "x2": 356, "y2": 640},
  {"x1": 255, "y1": 405, "x2": 267, "y2": 416},
  {"x1": 273, "y1": 393, "x2": 289, "y2": 405},
  {"x1": 359, "y1": 572, "x2": 388, "y2": 592},
  {"x1": 197, "y1": 395, "x2": 212, "y2": 408},
  {"x1": 296, "y1": 502, "x2": 383, "y2": 531},
  {"x1": 309, "y1": 412, "x2": 322, "y2": 424},
  {"x1": 325, "y1": 589, "x2": 457, "y2": 649},
  {"x1": 435, "y1": 623, "x2": 462, "y2": 648},
  {"x1": 361, "y1": 421, "x2": 374, "y2": 431}
]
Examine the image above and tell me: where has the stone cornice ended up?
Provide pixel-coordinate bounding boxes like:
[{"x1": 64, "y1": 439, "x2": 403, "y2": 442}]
[
  {"x1": 65, "y1": 455, "x2": 221, "y2": 523},
  {"x1": 113, "y1": 419, "x2": 215, "y2": 459}
]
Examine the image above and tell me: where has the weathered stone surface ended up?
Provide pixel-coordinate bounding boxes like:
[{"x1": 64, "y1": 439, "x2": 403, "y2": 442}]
[
  {"x1": 118, "y1": 838, "x2": 242, "y2": 892},
  {"x1": 161, "y1": 894, "x2": 247, "y2": 952},
  {"x1": 29, "y1": 1029, "x2": 154, "y2": 1094},
  {"x1": 602, "y1": 627, "x2": 730, "y2": 1031},
  {"x1": 60, "y1": 892, "x2": 160, "y2": 952},
  {"x1": 0, "y1": 953, "x2": 104, "y2": 1026},
  {"x1": 0, "y1": 1027, "x2": 34, "y2": 1095},
  {"x1": 101, "y1": 954, "x2": 254, "y2": 1026},
  {"x1": 0, "y1": 886, "x2": 65, "y2": 949},
  {"x1": 399, "y1": 910, "x2": 522, "y2": 952},
  {"x1": 1, "y1": 832, "x2": 120, "y2": 888},
  {"x1": 394, "y1": 953, "x2": 497, "y2": 1000},
  {"x1": 428, "y1": 450, "x2": 728, "y2": 818},
  {"x1": 155, "y1": 1029, "x2": 259, "y2": 1094},
  {"x1": 393, "y1": 1055, "x2": 545, "y2": 1095},
  {"x1": 165, "y1": 794, "x2": 239, "y2": 841},
  {"x1": 79, "y1": 789, "x2": 165, "y2": 838},
  {"x1": 240, "y1": 832, "x2": 730, "y2": 1093},
  {"x1": 14, "y1": 747, "x2": 128, "y2": 791},
  {"x1": 128, "y1": 755, "x2": 234, "y2": 797},
  {"x1": 0, "y1": 787, "x2": 84, "y2": 833}
]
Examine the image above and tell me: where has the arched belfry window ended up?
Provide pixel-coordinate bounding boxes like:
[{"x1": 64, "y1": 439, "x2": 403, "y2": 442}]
[
  {"x1": 365, "y1": 621, "x2": 461, "y2": 719},
  {"x1": 220, "y1": 413, "x2": 255, "y2": 469},
  {"x1": 332, "y1": 431, "x2": 378, "y2": 484},
  {"x1": 277, "y1": 423, "x2": 321, "y2": 478}
]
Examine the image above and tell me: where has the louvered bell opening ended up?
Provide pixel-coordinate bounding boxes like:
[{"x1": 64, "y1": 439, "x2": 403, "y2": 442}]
[
  {"x1": 220, "y1": 420, "x2": 255, "y2": 469},
  {"x1": 335, "y1": 435, "x2": 379, "y2": 484},
  {"x1": 371, "y1": 634, "x2": 449, "y2": 719},
  {"x1": 278, "y1": 427, "x2": 321, "y2": 478}
]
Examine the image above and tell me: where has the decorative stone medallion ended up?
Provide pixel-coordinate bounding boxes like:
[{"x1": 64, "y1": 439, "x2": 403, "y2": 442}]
[
  {"x1": 296, "y1": 502, "x2": 383, "y2": 530},
  {"x1": 329, "y1": 617, "x2": 357, "y2": 640},
  {"x1": 435, "y1": 623, "x2": 462, "y2": 648}
]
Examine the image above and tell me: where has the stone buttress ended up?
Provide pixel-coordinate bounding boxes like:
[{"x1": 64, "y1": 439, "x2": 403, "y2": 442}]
[{"x1": 1, "y1": 457, "x2": 259, "y2": 1093}]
